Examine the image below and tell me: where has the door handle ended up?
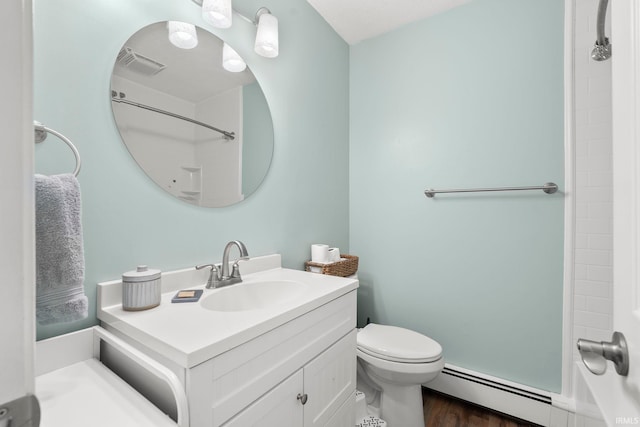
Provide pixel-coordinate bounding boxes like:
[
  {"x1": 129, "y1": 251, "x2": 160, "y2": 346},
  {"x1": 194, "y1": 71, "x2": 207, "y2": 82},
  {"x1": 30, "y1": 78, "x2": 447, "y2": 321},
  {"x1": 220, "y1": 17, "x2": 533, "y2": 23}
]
[
  {"x1": 297, "y1": 393, "x2": 308, "y2": 405},
  {"x1": 577, "y1": 331, "x2": 629, "y2": 376}
]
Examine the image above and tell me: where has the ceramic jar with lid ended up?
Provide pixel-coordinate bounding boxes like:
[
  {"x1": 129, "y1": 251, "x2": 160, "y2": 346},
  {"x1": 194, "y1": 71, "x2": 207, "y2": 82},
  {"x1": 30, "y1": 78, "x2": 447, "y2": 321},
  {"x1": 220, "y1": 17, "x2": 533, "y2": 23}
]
[{"x1": 122, "y1": 265, "x2": 161, "y2": 311}]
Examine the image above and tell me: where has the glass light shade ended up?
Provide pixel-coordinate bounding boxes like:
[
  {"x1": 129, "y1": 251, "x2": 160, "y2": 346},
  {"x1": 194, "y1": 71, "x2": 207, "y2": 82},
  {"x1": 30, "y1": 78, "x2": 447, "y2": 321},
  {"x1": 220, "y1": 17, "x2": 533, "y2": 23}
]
[
  {"x1": 167, "y1": 21, "x2": 198, "y2": 49},
  {"x1": 254, "y1": 13, "x2": 278, "y2": 58},
  {"x1": 222, "y1": 43, "x2": 247, "y2": 72},
  {"x1": 202, "y1": 0, "x2": 232, "y2": 29}
]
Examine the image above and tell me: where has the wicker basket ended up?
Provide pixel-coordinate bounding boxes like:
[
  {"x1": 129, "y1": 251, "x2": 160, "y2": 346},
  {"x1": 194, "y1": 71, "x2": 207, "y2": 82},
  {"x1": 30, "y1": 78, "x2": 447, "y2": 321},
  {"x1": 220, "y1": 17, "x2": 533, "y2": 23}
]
[{"x1": 305, "y1": 254, "x2": 359, "y2": 277}]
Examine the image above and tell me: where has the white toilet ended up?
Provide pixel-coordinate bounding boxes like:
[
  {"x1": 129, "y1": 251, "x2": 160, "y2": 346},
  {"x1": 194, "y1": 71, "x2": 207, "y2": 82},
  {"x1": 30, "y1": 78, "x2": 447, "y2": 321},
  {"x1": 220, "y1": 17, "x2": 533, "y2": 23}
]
[{"x1": 356, "y1": 323, "x2": 444, "y2": 427}]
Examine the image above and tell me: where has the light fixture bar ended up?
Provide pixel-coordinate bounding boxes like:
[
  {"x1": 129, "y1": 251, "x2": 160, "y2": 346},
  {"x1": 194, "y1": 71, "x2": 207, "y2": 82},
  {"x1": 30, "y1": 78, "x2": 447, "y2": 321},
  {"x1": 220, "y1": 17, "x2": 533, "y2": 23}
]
[
  {"x1": 232, "y1": 9, "x2": 257, "y2": 25},
  {"x1": 190, "y1": 1, "x2": 278, "y2": 58}
]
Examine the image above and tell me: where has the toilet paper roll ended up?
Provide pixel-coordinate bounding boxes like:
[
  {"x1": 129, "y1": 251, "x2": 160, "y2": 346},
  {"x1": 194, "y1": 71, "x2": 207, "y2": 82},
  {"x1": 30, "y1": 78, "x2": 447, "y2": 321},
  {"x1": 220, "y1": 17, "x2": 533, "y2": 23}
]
[
  {"x1": 311, "y1": 244, "x2": 329, "y2": 263},
  {"x1": 327, "y1": 247, "x2": 340, "y2": 262}
]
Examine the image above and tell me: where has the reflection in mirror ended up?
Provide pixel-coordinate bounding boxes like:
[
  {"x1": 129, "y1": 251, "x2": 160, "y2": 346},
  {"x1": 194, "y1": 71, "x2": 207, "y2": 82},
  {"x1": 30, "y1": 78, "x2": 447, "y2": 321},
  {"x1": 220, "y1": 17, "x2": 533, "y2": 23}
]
[{"x1": 110, "y1": 22, "x2": 274, "y2": 207}]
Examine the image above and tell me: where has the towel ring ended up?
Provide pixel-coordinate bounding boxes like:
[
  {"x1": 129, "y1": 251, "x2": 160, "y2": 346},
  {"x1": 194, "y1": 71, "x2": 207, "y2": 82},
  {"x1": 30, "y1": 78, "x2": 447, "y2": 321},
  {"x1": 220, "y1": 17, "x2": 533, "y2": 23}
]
[{"x1": 34, "y1": 121, "x2": 81, "y2": 177}]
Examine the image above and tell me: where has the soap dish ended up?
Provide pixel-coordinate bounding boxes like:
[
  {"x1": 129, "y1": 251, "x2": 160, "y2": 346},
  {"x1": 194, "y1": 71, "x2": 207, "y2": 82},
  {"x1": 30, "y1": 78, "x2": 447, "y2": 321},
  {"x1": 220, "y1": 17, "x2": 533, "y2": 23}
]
[{"x1": 171, "y1": 289, "x2": 204, "y2": 303}]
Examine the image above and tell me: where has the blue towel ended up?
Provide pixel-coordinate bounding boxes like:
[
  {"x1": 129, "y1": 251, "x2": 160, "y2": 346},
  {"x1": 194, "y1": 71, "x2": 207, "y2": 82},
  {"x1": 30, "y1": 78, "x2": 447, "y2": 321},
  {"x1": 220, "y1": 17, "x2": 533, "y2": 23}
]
[{"x1": 35, "y1": 173, "x2": 88, "y2": 325}]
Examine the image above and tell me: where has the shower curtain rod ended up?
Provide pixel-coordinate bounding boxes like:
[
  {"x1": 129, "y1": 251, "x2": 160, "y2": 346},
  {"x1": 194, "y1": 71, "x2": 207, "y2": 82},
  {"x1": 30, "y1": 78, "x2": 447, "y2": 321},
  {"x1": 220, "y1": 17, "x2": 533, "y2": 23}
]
[{"x1": 111, "y1": 91, "x2": 236, "y2": 140}]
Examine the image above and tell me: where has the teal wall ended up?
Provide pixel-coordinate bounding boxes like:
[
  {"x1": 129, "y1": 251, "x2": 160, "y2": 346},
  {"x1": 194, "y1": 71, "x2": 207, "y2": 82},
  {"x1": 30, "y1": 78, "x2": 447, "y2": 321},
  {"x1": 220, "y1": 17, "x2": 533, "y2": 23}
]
[
  {"x1": 34, "y1": 0, "x2": 566, "y2": 393},
  {"x1": 349, "y1": 0, "x2": 564, "y2": 392},
  {"x1": 34, "y1": 0, "x2": 350, "y2": 340}
]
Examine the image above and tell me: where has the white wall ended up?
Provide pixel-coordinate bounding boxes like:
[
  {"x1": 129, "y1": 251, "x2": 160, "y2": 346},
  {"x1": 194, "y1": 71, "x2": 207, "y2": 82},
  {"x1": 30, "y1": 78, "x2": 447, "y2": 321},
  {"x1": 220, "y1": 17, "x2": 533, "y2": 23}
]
[
  {"x1": 111, "y1": 76, "x2": 198, "y2": 201},
  {"x1": 572, "y1": 0, "x2": 613, "y2": 362},
  {"x1": 0, "y1": 0, "x2": 35, "y2": 404},
  {"x1": 111, "y1": 76, "x2": 243, "y2": 206},
  {"x1": 195, "y1": 87, "x2": 243, "y2": 206}
]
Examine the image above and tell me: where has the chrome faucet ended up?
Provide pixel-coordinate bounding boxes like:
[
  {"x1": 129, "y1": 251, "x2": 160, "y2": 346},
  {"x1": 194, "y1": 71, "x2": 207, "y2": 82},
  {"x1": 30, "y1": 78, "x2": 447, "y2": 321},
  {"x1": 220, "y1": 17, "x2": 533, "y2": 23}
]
[
  {"x1": 221, "y1": 240, "x2": 249, "y2": 285},
  {"x1": 195, "y1": 240, "x2": 249, "y2": 289}
]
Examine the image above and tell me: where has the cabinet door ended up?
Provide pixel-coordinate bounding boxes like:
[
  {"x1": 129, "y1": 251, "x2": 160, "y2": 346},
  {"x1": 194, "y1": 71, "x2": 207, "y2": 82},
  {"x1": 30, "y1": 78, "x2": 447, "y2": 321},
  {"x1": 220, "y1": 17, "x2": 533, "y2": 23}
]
[
  {"x1": 303, "y1": 330, "x2": 356, "y2": 427},
  {"x1": 324, "y1": 391, "x2": 355, "y2": 427},
  {"x1": 222, "y1": 370, "x2": 303, "y2": 427}
]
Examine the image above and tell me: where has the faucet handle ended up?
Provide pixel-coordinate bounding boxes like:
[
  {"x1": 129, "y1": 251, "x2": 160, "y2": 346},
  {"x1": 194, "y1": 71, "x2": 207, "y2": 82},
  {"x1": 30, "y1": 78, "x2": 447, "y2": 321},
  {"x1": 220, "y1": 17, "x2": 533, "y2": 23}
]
[
  {"x1": 195, "y1": 263, "x2": 216, "y2": 271},
  {"x1": 230, "y1": 262, "x2": 242, "y2": 279},
  {"x1": 230, "y1": 256, "x2": 250, "y2": 279},
  {"x1": 195, "y1": 263, "x2": 221, "y2": 288}
]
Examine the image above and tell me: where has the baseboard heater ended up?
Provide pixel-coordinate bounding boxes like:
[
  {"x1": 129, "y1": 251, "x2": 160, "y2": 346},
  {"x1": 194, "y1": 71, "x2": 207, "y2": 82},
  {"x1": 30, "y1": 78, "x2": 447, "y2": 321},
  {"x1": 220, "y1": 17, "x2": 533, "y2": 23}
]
[{"x1": 426, "y1": 365, "x2": 554, "y2": 426}]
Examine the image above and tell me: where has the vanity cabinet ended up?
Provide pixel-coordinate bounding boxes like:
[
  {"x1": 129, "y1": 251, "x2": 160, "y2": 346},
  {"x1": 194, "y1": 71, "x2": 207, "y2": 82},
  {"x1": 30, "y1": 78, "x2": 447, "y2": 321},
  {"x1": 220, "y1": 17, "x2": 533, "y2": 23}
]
[
  {"x1": 98, "y1": 260, "x2": 358, "y2": 427},
  {"x1": 223, "y1": 331, "x2": 356, "y2": 427},
  {"x1": 186, "y1": 291, "x2": 357, "y2": 427}
]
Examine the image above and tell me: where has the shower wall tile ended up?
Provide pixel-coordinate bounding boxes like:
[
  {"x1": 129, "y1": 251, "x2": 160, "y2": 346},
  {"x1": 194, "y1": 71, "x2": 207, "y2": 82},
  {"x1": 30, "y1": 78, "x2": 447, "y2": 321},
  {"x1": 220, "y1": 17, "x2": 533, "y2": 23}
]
[
  {"x1": 588, "y1": 234, "x2": 612, "y2": 250},
  {"x1": 586, "y1": 296, "x2": 612, "y2": 314},
  {"x1": 574, "y1": 310, "x2": 611, "y2": 330},
  {"x1": 575, "y1": 280, "x2": 612, "y2": 299},
  {"x1": 572, "y1": 0, "x2": 613, "y2": 362},
  {"x1": 586, "y1": 265, "x2": 612, "y2": 283}
]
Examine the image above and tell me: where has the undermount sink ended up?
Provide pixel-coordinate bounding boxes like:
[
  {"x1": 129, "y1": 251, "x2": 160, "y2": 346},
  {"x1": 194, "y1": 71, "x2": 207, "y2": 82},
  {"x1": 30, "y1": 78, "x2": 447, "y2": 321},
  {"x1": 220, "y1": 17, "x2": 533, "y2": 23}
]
[{"x1": 200, "y1": 280, "x2": 309, "y2": 312}]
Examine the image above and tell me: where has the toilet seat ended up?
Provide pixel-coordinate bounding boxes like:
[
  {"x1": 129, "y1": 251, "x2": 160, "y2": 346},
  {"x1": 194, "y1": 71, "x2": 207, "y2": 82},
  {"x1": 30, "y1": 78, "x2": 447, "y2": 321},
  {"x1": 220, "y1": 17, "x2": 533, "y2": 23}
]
[{"x1": 357, "y1": 323, "x2": 442, "y2": 363}]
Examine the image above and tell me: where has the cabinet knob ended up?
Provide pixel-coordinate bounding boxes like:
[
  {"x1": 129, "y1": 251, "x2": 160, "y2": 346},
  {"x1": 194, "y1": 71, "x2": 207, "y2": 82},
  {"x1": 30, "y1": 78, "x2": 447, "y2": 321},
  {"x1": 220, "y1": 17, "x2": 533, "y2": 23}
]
[{"x1": 297, "y1": 393, "x2": 308, "y2": 405}]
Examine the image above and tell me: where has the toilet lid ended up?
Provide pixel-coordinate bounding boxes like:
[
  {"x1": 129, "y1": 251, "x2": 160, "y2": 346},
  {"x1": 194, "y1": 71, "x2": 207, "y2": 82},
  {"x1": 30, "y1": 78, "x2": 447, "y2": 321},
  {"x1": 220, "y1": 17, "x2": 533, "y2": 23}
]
[{"x1": 357, "y1": 323, "x2": 442, "y2": 363}]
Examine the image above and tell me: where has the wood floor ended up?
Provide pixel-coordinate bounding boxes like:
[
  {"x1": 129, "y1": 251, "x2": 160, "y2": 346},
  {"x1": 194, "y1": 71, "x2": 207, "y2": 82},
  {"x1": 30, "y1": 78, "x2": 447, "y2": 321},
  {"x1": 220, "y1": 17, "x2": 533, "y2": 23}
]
[{"x1": 422, "y1": 388, "x2": 539, "y2": 427}]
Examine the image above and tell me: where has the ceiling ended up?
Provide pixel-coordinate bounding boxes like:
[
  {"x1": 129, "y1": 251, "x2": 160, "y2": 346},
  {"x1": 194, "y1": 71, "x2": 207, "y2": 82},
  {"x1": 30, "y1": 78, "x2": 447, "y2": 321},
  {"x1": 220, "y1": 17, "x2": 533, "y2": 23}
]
[
  {"x1": 111, "y1": 2, "x2": 475, "y2": 103},
  {"x1": 305, "y1": 0, "x2": 473, "y2": 45},
  {"x1": 113, "y1": 22, "x2": 256, "y2": 103}
]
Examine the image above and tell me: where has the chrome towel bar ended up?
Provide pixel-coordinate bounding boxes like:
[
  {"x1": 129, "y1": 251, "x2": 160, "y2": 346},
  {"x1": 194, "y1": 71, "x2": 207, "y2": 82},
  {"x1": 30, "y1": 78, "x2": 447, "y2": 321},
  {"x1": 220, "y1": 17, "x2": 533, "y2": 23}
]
[{"x1": 424, "y1": 182, "x2": 558, "y2": 198}]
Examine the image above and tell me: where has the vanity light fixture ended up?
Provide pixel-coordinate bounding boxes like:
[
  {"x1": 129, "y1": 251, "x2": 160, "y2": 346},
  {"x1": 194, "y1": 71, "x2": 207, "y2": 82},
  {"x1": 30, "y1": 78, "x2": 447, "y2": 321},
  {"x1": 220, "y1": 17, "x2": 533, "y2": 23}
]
[
  {"x1": 192, "y1": 0, "x2": 279, "y2": 58},
  {"x1": 222, "y1": 43, "x2": 247, "y2": 72},
  {"x1": 167, "y1": 21, "x2": 199, "y2": 49},
  {"x1": 202, "y1": 0, "x2": 232, "y2": 29},
  {"x1": 254, "y1": 8, "x2": 278, "y2": 58}
]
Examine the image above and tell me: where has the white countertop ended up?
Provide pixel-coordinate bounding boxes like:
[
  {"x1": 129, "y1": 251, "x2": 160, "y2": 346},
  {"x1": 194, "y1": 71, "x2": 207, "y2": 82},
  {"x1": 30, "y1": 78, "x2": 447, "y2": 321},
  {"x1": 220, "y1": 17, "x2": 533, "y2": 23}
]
[{"x1": 97, "y1": 255, "x2": 358, "y2": 368}]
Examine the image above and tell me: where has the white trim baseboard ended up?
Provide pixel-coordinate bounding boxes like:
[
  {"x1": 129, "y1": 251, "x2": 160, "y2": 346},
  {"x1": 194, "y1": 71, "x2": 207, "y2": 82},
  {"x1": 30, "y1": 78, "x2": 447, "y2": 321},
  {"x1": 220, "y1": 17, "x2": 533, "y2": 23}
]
[{"x1": 425, "y1": 364, "x2": 573, "y2": 426}]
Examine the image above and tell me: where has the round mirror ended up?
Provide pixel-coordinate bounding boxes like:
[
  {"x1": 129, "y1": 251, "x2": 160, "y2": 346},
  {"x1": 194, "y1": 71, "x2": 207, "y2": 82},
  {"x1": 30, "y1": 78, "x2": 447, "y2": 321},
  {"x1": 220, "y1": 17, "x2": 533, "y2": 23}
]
[{"x1": 110, "y1": 22, "x2": 274, "y2": 207}]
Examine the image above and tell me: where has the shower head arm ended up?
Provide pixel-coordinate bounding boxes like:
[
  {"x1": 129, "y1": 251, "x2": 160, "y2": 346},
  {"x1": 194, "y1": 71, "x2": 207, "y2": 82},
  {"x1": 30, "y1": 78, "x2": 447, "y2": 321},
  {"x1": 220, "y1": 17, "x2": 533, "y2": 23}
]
[
  {"x1": 591, "y1": 0, "x2": 612, "y2": 61},
  {"x1": 595, "y1": 0, "x2": 610, "y2": 47}
]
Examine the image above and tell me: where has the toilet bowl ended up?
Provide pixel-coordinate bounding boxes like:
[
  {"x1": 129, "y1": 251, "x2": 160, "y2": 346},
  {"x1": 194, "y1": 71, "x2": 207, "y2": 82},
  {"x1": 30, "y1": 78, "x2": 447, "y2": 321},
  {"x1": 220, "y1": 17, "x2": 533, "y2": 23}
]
[{"x1": 356, "y1": 323, "x2": 444, "y2": 427}]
